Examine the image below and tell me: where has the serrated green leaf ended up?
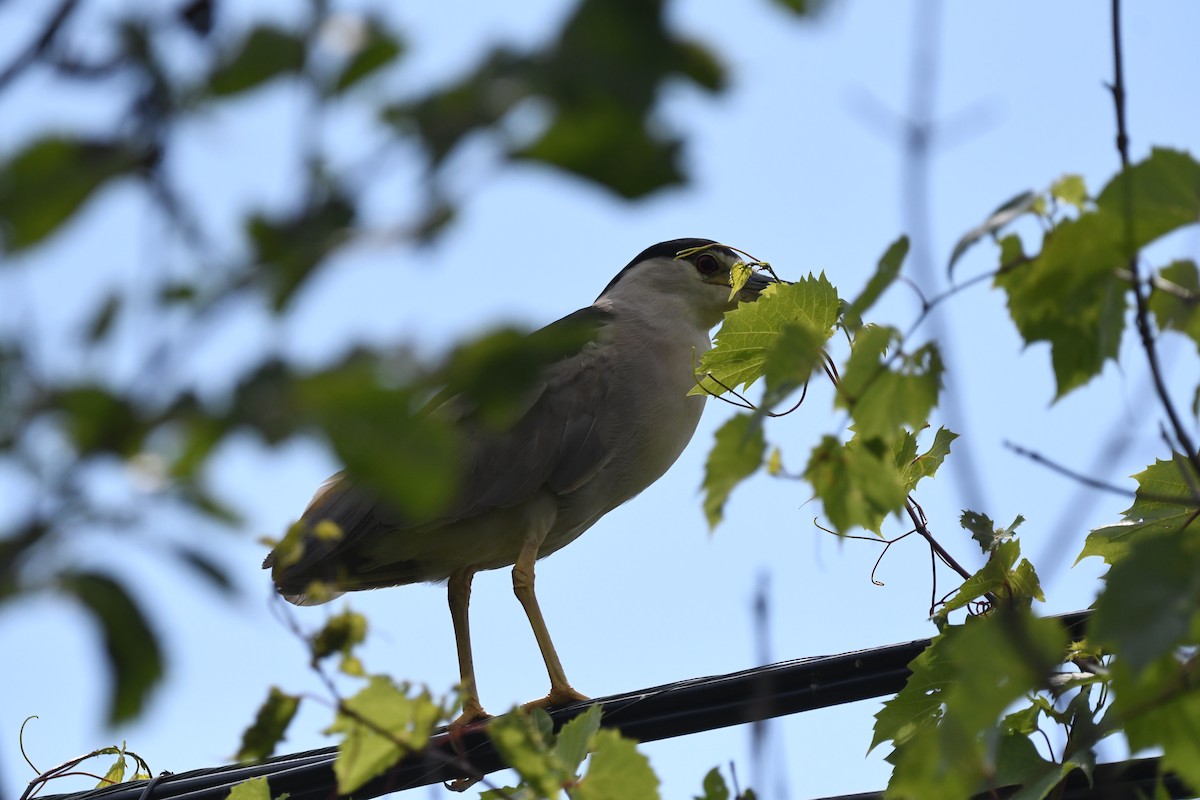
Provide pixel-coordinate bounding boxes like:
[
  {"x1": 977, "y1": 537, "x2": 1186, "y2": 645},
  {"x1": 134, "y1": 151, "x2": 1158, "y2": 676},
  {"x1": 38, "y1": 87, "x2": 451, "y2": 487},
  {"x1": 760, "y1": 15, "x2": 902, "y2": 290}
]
[
  {"x1": 961, "y1": 510, "x2": 999, "y2": 552},
  {"x1": 1149, "y1": 260, "x2": 1200, "y2": 355},
  {"x1": 237, "y1": 687, "x2": 300, "y2": 762},
  {"x1": 210, "y1": 27, "x2": 307, "y2": 96},
  {"x1": 1113, "y1": 655, "x2": 1200, "y2": 791},
  {"x1": 1050, "y1": 174, "x2": 1088, "y2": 211},
  {"x1": 1094, "y1": 148, "x2": 1200, "y2": 249},
  {"x1": 58, "y1": 572, "x2": 163, "y2": 724},
  {"x1": 1092, "y1": 529, "x2": 1200, "y2": 674},
  {"x1": 999, "y1": 703, "x2": 1043, "y2": 736},
  {"x1": 1080, "y1": 456, "x2": 1200, "y2": 564},
  {"x1": 949, "y1": 190, "x2": 1039, "y2": 276},
  {"x1": 488, "y1": 709, "x2": 565, "y2": 799},
  {"x1": 702, "y1": 414, "x2": 765, "y2": 529},
  {"x1": 694, "y1": 767, "x2": 730, "y2": 800},
  {"x1": 991, "y1": 734, "x2": 1076, "y2": 800},
  {"x1": 575, "y1": 729, "x2": 659, "y2": 800},
  {"x1": 936, "y1": 540, "x2": 1044, "y2": 623},
  {"x1": 0, "y1": 138, "x2": 142, "y2": 252},
  {"x1": 901, "y1": 427, "x2": 958, "y2": 491},
  {"x1": 846, "y1": 236, "x2": 909, "y2": 326},
  {"x1": 837, "y1": 327, "x2": 943, "y2": 440},
  {"x1": 995, "y1": 211, "x2": 1127, "y2": 398},
  {"x1": 727, "y1": 261, "x2": 753, "y2": 301},
  {"x1": 98, "y1": 751, "x2": 126, "y2": 787},
  {"x1": 227, "y1": 776, "x2": 272, "y2": 800},
  {"x1": 692, "y1": 274, "x2": 839, "y2": 397},
  {"x1": 326, "y1": 676, "x2": 440, "y2": 795},
  {"x1": 554, "y1": 704, "x2": 602, "y2": 776},
  {"x1": 805, "y1": 434, "x2": 908, "y2": 534}
]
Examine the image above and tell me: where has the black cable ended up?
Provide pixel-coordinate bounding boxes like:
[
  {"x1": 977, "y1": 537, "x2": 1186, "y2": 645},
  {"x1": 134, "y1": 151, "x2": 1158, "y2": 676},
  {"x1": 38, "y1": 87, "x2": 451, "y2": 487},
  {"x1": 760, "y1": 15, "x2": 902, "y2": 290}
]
[{"x1": 38, "y1": 611, "x2": 1096, "y2": 800}]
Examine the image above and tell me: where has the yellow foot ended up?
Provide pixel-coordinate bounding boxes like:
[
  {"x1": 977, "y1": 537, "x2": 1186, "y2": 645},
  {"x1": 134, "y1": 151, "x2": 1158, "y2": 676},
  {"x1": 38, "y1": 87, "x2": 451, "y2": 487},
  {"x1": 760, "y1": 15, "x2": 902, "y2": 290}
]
[
  {"x1": 448, "y1": 699, "x2": 491, "y2": 734},
  {"x1": 521, "y1": 685, "x2": 590, "y2": 714}
]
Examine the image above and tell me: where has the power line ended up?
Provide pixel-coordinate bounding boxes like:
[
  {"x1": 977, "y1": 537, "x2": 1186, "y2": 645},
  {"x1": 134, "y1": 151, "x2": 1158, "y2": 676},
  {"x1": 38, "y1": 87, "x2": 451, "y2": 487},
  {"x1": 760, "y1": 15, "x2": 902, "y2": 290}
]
[{"x1": 38, "y1": 612, "x2": 1099, "y2": 800}]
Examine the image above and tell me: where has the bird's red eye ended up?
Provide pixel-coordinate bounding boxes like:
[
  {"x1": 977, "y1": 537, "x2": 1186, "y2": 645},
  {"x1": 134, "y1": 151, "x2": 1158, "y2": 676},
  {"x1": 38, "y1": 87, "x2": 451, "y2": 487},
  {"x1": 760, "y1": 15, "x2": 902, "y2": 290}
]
[{"x1": 695, "y1": 253, "x2": 720, "y2": 275}]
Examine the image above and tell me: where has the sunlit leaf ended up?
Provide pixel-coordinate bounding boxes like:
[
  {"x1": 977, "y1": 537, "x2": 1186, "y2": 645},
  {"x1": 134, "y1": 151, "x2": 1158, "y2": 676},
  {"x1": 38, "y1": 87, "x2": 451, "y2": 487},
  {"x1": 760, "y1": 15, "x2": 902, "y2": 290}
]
[
  {"x1": 804, "y1": 434, "x2": 907, "y2": 534},
  {"x1": 98, "y1": 750, "x2": 126, "y2": 787},
  {"x1": 326, "y1": 676, "x2": 440, "y2": 795},
  {"x1": 227, "y1": 776, "x2": 272, "y2": 800},
  {"x1": 837, "y1": 326, "x2": 943, "y2": 440},
  {"x1": 237, "y1": 688, "x2": 300, "y2": 762},
  {"x1": 692, "y1": 274, "x2": 839, "y2": 397},
  {"x1": 1050, "y1": 174, "x2": 1088, "y2": 211},
  {"x1": 1080, "y1": 455, "x2": 1200, "y2": 565},
  {"x1": 554, "y1": 704, "x2": 602, "y2": 776},
  {"x1": 574, "y1": 729, "x2": 659, "y2": 800},
  {"x1": 58, "y1": 572, "x2": 163, "y2": 724},
  {"x1": 901, "y1": 427, "x2": 958, "y2": 492},
  {"x1": 488, "y1": 708, "x2": 565, "y2": 799},
  {"x1": 702, "y1": 414, "x2": 765, "y2": 529}
]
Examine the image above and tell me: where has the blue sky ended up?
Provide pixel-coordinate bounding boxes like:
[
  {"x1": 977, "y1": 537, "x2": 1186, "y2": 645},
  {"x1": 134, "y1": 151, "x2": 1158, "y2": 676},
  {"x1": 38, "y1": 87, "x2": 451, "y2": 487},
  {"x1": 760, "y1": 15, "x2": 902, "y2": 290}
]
[{"x1": 2, "y1": 1, "x2": 1199, "y2": 799}]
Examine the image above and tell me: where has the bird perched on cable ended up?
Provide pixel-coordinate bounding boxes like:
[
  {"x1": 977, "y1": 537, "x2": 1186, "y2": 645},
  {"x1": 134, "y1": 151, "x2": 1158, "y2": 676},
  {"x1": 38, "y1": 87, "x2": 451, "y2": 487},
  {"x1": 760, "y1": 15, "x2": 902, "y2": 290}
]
[{"x1": 265, "y1": 239, "x2": 776, "y2": 725}]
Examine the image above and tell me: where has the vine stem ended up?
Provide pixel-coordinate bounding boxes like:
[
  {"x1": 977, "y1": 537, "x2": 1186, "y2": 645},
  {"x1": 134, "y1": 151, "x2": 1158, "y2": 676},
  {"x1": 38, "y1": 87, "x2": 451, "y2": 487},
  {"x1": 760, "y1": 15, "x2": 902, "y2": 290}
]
[{"x1": 1110, "y1": 0, "x2": 1200, "y2": 480}]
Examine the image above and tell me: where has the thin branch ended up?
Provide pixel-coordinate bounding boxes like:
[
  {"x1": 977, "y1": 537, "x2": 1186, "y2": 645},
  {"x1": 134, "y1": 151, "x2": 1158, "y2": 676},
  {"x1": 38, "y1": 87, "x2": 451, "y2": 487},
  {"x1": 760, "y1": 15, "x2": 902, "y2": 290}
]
[
  {"x1": 1109, "y1": 0, "x2": 1200, "y2": 479},
  {"x1": 0, "y1": 0, "x2": 80, "y2": 91}
]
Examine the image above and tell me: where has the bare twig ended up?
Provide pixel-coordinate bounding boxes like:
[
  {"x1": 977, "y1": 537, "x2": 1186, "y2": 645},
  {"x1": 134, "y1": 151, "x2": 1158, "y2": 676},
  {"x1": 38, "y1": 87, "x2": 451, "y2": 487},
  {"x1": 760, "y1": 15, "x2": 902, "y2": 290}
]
[
  {"x1": 0, "y1": 0, "x2": 80, "y2": 91},
  {"x1": 1109, "y1": 0, "x2": 1200, "y2": 479}
]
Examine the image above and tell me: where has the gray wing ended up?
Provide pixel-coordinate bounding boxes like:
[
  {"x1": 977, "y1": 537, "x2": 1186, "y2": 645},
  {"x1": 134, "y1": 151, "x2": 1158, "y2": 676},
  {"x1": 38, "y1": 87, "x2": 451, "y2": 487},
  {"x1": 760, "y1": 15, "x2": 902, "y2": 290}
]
[{"x1": 269, "y1": 306, "x2": 615, "y2": 590}]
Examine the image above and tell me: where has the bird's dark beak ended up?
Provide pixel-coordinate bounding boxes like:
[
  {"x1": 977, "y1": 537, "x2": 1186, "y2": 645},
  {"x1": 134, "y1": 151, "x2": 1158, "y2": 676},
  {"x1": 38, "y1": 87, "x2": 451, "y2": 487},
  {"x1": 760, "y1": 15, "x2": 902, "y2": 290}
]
[{"x1": 737, "y1": 270, "x2": 777, "y2": 302}]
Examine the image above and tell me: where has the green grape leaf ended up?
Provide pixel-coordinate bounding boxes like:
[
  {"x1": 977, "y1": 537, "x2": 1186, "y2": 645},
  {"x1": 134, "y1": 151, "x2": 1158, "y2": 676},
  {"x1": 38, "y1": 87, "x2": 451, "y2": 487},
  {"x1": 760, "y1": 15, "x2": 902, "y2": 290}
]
[
  {"x1": 935, "y1": 540, "x2": 1044, "y2": 624},
  {"x1": 991, "y1": 733, "x2": 1078, "y2": 800},
  {"x1": 1091, "y1": 529, "x2": 1200, "y2": 674},
  {"x1": 948, "y1": 190, "x2": 1039, "y2": 276},
  {"x1": 227, "y1": 776, "x2": 272, "y2": 800},
  {"x1": 694, "y1": 767, "x2": 730, "y2": 800},
  {"x1": 702, "y1": 413, "x2": 765, "y2": 530},
  {"x1": 844, "y1": 235, "x2": 909, "y2": 327},
  {"x1": 1149, "y1": 260, "x2": 1200, "y2": 355},
  {"x1": 554, "y1": 704, "x2": 603, "y2": 776},
  {"x1": 326, "y1": 676, "x2": 441, "y2": 795},
  {"x1": 1113, "y1": 655, "x2": 1200, "y2": 791},
  {"x1": 837, "y1": 326, "x2": 943, "y2": 440},
  {"x1": 879, "y1": 612, "x2": 1068, "y2": 800},
  {"x1": 311, "y1": 609, "x2": 368, "y2": 662},
  {"x1": 1094, "y1": 147, "x2": 1200, "y2": 248},
  {"x1": 210, "y1": 27, "x2": 307, "y2": 97},
  {"x1": 1080, "y1": 455, "x2": 1200, "y2": 565},
  {"x1": 804, "y1": 434, "x2": 908, "y2": 534},
  {"x1": 98, "y1": 750, "x2": 126, "y2": 787},
  {"x1": 960, "y1": 511, "x2": 1024, "y2": 553},
  {"x1": 1050, "y1": 174, "x2": 1089, "y2": 211},
  {"x1": 488, "y1": 708, "x2": 564, "y2": 799},
  {"x1": 575, "y1": 729, "x2": 659, "y2": 800},
  {"x1": 58, "y1": 572, "x2": 163, "y2": 724},
  {"x1": 901, "y1": 427, "x2": 958, "y2": 492},
  {"x1": 237, "y1": 687, "x2": 301, "y2": 762},
  {"x1": 692, "y1": 274, "x2": 839, "y2": 397}
]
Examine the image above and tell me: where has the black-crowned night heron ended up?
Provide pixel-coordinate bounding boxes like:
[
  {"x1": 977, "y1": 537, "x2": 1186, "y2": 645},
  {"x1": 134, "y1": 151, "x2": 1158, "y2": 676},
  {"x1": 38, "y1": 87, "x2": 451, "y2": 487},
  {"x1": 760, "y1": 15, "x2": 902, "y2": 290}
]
[{"x1": 266, "y1": 238, "x2": 775, "y2": 724}]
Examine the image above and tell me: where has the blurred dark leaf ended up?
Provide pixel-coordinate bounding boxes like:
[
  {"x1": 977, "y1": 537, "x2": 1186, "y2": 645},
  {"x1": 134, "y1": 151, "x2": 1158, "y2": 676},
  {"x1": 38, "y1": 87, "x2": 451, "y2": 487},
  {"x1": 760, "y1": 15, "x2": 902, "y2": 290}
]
[
  {"x1": 331, "y1": 21, "x2": 404, "y2": 94},
  {"x1": 517, "y1": 103, "x2": 684, "y2": 198},
  {"x1": 1094, "y1": 147, "x2": 1200, "y2": 251},
  {"x1": 845, "y1": 235, "x2": 908, "y2": 327},
  {"x1": 209, "y1": 27, "x2": 307, "y2": 97},
  {"x1": 179, "y1": 0, "x2": 214, "y2": 38},
  {"x1": 703, "y1": 413, "x2": 765, "y2": 530},
  {"x1": 770, "y1": 0, "x2": 832, "y2": 14},
  {"x1": 0, "y1": 521, "x2": 47, "y2": 600},
  {"x1": 237, "y1": 687, "x2": 300, "y2": 762},
  {"x1": 85, "y1": 294, "x2": 122, "y2": 343},
  {"x1": 248, "y1": 193, "x2": 354, "y2": 310},
  {"x1": 54, "y1": 386, "x2": 146, "y2": 456},
  {"x1": 171, "y1": 543, "x2": 235, "y2": 594},
  {"x1": 0, "y1": 138, "x2": 143, "y2": 252},
  {"x1": 59, "y1": 571, "x2": 164, "y2": 724}
]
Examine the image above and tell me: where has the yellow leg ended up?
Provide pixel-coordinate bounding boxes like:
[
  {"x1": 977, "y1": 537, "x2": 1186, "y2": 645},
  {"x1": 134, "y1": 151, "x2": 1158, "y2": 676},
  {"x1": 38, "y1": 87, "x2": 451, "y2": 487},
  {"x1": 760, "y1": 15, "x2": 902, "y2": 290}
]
[
  {"x1": 512, "y1": 534, "x2": 588, "y2": 709},
  {"x1": 448, "y1": 567, "x2": 488, "y2": 727}
]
